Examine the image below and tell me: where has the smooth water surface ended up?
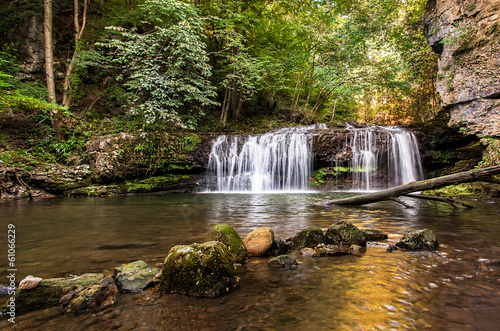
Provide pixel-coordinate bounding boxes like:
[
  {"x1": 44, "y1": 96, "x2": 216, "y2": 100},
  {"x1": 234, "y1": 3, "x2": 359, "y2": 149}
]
[{"x1": 1, "y1": 194, "x2": 499, "y2": 330}]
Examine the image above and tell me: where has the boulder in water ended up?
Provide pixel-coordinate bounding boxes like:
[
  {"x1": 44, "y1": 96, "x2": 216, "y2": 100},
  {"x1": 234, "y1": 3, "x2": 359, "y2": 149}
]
[
  {"x1": 267, "y1": 255, "x2": 298, "y2": 268},
  {"x1": 160, "y1": 241, "x2": 239, "y2": 297},
  {"x1": 291, "y1": 228, "x2": 326, "y2": 248},
  {"x1": 268, "y1": 238, "x2": 289, "y2": 256},
  {"x1": 205, "y1": 224, "x2": 248, "y2": 263},
  {"x1": 362, "y1": 229, "x2": 388, "y2": 241},
  {"x1": 395, "y1": 229, "x2": 439, "y2": 250},
  {"x1": 243, "y1": 226, "x2": 274, "y2": 256},
  {"x1": 60, "y1": 276, "x2": 118, "y2": 314},
  {"x1": 326, "y1": 220, "x2": 366, "y2": 247},
  {"x1": 113, "y1": 260, "x2": 160, "y2": 293}
]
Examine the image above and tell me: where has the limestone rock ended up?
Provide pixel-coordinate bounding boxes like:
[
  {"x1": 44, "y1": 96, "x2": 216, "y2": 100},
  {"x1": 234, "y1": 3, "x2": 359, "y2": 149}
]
[
  {"x1": 205, "y1": 224, "x2": 248, "y2": 263},
  {"x1": 18, "y1": 275, "x2": 42, "y2": 290},
  {"x1": 395, "y1": 229, "x2": 439, "y2": 251},
  {"x1": 113, "y1": 260, "x2": 160, "y2": 293},
  {"x1": 267, "y1": 255, "x2": 298, "y2": 268},
  {"x1": 60, "y1": 276, "x2": 118, "y2": 313},
  {"x1": 291, "y1": 228, "x2": 326, "y2": 248},
  {"x1": 243, "y1": 226, "x2": 274, "y2": 257},
  {"x1": 160, "y1": 241, "x2": 239, "y2": 297},
  {"x1": 325, "y1": 220, "x2": 366, "y2": 247}
]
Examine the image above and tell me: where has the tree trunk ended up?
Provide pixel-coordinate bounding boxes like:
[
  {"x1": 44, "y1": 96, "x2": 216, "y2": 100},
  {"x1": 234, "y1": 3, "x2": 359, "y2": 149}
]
[
  {"x1": 43, "y1": 0, "x2": 61, "y2": 142},
  {"x1": 317, "y1": 165, "x2": 500, "y2": 206}
]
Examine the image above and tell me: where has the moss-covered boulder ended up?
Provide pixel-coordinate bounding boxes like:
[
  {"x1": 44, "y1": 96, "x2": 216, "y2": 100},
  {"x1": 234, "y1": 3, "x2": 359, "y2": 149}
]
[
  {"x1": 362, "y1": 229, "x2": 388, "y2": 241},
  {"x1": 395, "y1": 229, "x2": 439, "y2": 250},
  {"x1": 4, "y1": 273, "x2": 104, "y2": 313},
  {"x1": 325, "y1": 220, "x2": 366, "y2": 247},
  {"x1": 160, "y1": 241, "x2": 239, "y2": 297},
  {"x1": 113, "y1": 260, "x2": 160, "y2": 293},
  {"x1": 205, "y1": 224, "x2": 248, "y2": 263},
  {"x1": 267, "y1": 255, "x2": 298, "y2": 268},
  {"x1": 243, "y1": 226, "x2": 275, "y2": 257},
  {"x1": 59, "y1": 276, "x2": 118, "y2": 314},
  {"x1": 291, "y1": 228, "x2": 327, "y2": 248}
]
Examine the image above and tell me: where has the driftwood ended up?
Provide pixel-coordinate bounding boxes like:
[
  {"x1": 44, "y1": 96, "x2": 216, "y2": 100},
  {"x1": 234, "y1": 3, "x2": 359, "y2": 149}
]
[{"x1": 317, "y1": 165, "x2": 500, "y2": 207}]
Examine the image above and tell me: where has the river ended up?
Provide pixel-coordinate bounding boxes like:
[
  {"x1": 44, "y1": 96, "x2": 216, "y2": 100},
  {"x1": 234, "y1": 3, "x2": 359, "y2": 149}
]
[{"x1": 1, "y1": 193, "x2": 499, "y2": 330}]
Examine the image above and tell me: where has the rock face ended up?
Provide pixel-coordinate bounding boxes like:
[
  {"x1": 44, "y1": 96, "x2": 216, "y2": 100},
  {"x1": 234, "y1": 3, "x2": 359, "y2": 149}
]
[
  {"x1": 395, "y1": 229, "x2": 439, "y2": 250},
  {"x1": 113, "y1": 260, "x2": 160, "y2": 293},
  {"x1": 205, "y1": 224, "x2": 248, "y2": 263},
  {"x1": 325, "y1": 220, "x2": 367, "y2": 247},
  {"x1": 425, "y1": 0, "x2": 500, "y2": 138},
  {"x1": 243, "y1": 226, "x2": 275, "y2": 257},
  {"x1": 160, "y1": 241, "x2": 239, "y2": 297}
]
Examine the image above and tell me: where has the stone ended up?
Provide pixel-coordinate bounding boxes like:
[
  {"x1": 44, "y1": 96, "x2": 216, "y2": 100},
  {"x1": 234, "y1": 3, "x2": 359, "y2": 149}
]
[
  {"x1": 362, "y1": 229, "x2": 388, "y2": 241},
  {"x1": 267, "y1": 255, "x2": 298, "y2": 268},
  {"x1": 268, "y1": 238, "x2": 289, "y2": 256},
  {"x1": 395, "y1": 229, "x2": 439, "y2": 251},
  {"x1": 313, "y1": 243, "x2": 351, "y2": 257},
  {"x1": 18, "y1": 275, "x2": 43, "y2": 290},
  {"x1": 243, "y1": 226, "x2": 274, "y2": 257},
  {"x1": 60, "y1": 277, "x2": 118, "y2": 314},
  {"x1": 291, "y1": 228, "x2": 326, "y2": 248},
  {"x1": 113, "y1": 260, "x2": 160, "y2": 293},
  {"x1": 300, "y1": 248, "x2": 315, "y2": 256},
  {"x1": 160, "y1": 241, "x2": 239, "y2": 297},
  {"x1": 205, "y1": 224, "x2": 248, "y2": 263},
  {"x1": 325, "y1": 220, "x2": 366, "y2": 247},
  {"x1": 4, "y1": 273, "x2": 104, "y2": 313}
]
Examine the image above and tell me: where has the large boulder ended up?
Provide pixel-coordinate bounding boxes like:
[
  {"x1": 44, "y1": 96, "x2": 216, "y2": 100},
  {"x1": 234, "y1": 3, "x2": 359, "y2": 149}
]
[
  {"x1": 205, "y1": 224, "x2": 248, "y2": 263},
  {"x1": 59, "y1": 276, "x2": 118, "y2": 314},
  {"x1": 4, "y1": 273, "x2": 104, "y2": 313},
  {"x1": 325, "y1": 220, "x2": 366, "y2": 247},
  {"x1": 291, "y1": 228, "x2": 326, "y2": 248},
  {"x1": 243, "y1": 226, "x2": 274, "y2": 257},
  {"x1": 160, "y1": 241, "x2": 239, "y2": 297},
  {"x1": 395, "y1": 229, "x2": 439, "y2": 251},
  {"x1": 113, "y1": 260, "x2": 160, "y2": 293}
]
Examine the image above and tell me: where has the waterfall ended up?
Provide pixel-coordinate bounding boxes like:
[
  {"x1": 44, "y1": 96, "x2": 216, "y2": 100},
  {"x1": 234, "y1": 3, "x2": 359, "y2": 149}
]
[{"x1": 205, "y1": 124, "x2": 423, "y2": 192}]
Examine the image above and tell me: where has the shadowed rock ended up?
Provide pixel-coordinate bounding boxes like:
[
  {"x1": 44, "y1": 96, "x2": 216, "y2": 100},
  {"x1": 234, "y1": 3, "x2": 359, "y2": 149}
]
[
  {"x1": 326, "y1": 220, "x2": 366, "y2": 247},
  {"x1": 291, "y1": 228, "x2": 326, "y2": 248},
  {"x1": 113, "y1": 260, "x2": 160, "y2": 293},
  {"x1": 395, "y1": 229, "x2": 439, "y2": 251}
]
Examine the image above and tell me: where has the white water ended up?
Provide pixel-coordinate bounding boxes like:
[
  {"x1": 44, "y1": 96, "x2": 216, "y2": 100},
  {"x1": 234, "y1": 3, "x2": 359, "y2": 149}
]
[{"x1": 206, "y1": 124, "x2": 423, "y2": 192}]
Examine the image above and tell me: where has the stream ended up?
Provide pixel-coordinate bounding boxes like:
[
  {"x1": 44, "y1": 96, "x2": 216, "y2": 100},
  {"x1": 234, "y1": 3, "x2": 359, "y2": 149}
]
[{"x1": 1, "y1": 193, "x2": 499, "y2": 330}]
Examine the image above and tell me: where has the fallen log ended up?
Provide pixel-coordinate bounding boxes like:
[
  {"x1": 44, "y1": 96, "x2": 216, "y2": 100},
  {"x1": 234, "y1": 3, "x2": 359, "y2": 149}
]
[{"x1": 317, "y1": 165, "x2": 500, "y2": 206}]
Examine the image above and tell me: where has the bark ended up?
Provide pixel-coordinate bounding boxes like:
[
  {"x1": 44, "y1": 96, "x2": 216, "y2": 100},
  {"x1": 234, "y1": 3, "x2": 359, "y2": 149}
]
[{"x1": 317, "y1": 165, "x2": 500, "y2": 206}]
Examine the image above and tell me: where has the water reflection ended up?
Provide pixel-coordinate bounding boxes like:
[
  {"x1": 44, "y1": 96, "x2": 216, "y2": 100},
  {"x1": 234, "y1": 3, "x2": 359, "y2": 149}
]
[{"x1": 0, "y1": 194, "x2": 499, "y2": 330}]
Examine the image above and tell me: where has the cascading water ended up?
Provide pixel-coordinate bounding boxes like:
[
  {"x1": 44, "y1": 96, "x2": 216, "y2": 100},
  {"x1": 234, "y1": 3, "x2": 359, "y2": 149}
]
[{"x1": 205, "y1": 124, "x2": 423, "y2": 192}]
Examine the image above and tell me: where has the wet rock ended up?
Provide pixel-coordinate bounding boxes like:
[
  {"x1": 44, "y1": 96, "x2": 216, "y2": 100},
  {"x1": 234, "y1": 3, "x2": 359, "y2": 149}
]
[
  {"x1": 362, "y1": 229, "x2": 388, "y2": 241},
  {"x1": 267, "y1": 255, "x2": 298, "y2": 268},
  {"x1": 60, "y1": 276, "x2": 118, "y2": 314},
  {"x1": 300, "y1": 248, "x2": 315, "y2": 256},
  {"x1": 325, "y1": 220, "x2": 366, "y2": 247},
  {"x1": 243, "y1": 226, "x2": 274, "y2": 257},
  {"x1": 160, "y1": 241, "x2": 239, "y2": 297},
  {"x1": 291, "y1": 228, "x2": 326, "y2": 248},
  {"x1": 268, "y1": 238, "x2": 289, "y2": 256},
  {"x1": 395, "y1": 229, "x2": 439, "y2": 251},
  {"x1": 113, "y1": 260, "x2": 160, "y2": 293},
  {"x1": 314, "y1": 243, "x2": 351, "y2": 257},
  {"x1": 18, "y1": 275, "x2": 43, "y2": 290},
  {"x1": 205, "y1": 224, "x2": 248, "y2": 263},
  {"x1": 4, "y1": 273, "x2": 104, "y2": 313}
]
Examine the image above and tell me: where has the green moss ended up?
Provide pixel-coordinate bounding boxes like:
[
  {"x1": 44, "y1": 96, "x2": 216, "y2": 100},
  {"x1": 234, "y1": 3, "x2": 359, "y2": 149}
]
[
  {"x1": 205, "y1": 224, "x2": 248, "y2": 264},
  {"x1": 126, "y1": 175, "x2": 190, "y2": 193}
]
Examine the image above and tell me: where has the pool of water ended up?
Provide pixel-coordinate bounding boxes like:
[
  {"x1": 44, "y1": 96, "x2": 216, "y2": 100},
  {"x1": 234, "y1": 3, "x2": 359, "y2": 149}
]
[{"x1": 1, "y1": 193, "x2": 499, "y2": 330}]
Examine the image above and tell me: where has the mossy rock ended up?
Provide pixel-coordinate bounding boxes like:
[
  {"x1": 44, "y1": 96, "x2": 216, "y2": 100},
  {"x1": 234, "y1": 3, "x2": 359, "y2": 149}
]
[
  {"x1": 362, "y1": 229, "x2": 388, "y2": 241},
  {"x1": 4, "y1": 273, "x2": 104, "y2": 313},
  {"x1": 395, "y1": 229, "x2": 439, "y2": 250},
  {"x1": 267, "y1": 255, "x2": 298, "y2": 268},
  {"x1": 160, "y1": 241, "x2": 239, "y2": 297},
  {"x1": 291, "y1": 228, "x2": 326, "y2": 248},
  {"x1": 268, "y1": 238, "x2": 289, "y2": 256},
  {"x1": 205, "y1": 224, "x2": 248, "y2": 263},
  {"x1": 60, "y1": 276, "x2": 118, "y2": 314},
  {"x1": 325, "y1": 221, "x2": 366, "y2": 247},
  {"x1": 113, "y1": 260, "x2": 160, "y2": 292}
]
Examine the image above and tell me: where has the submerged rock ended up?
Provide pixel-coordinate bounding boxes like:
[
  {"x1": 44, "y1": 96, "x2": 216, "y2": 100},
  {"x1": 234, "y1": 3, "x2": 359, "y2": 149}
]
[
  {"x1": 113, "y1": 260, "x2": 160, "y2": 293},
  {"x1": 291, "y1": 228, "x2": 326, "y2": 248},
  {"x1": 268, "y1": 238, "x2": 289, "y2": 256},
  {"x1": 325, "y1": 220, "x2": 366, "y2": 247},
  {"x1": 60, "y1": 276, "x2": 118, "y2": 314},
  {"x1": 205, "y1": 224, "x2": 248, "y2": 263},
  {"x1": 4, "y1": 273, "x2": 104, "y2": 313},
  {"x1": 267, "y1": 255, "x2": 298, "y2": 268},
  {"x1": 243, "y1": 226, "x2": 274, "y2": 257},
  {"x1": 160, "y1": 241, "x2": 239, "y2": 297},
  {"x1": 362, "y1": 229, "x2": 388, "y2": 241},
  {"x1": 395, "y1": 229, "x2": 439, "y2": 251}
]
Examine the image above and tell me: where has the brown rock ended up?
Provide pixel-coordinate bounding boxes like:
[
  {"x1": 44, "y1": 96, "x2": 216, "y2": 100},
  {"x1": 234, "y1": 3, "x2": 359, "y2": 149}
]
[{"x1": 243, "y1": 227, "x2": 274, "y2": 257}]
